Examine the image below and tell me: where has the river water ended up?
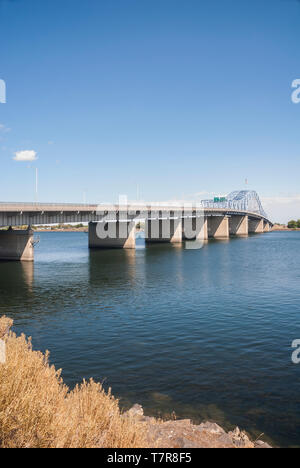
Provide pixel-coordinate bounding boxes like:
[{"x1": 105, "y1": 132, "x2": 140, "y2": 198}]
[{"x1": 0, "y1": 231, "x2": 299, "y2": 447}]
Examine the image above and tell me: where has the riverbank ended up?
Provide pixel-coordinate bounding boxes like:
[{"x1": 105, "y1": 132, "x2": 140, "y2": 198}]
[
  {"x1": 35, "y1": 228, "x2": 88, "y2": 232},
  {"x1": 272, "y1": 224, "x2": 300, "y2": 231},
  {"x1": 124, "y1": 404, "x2": 271, "y2": 448},
  {"x1": 3, "y1": 225, "x2": 297, "y2": 234},
  {"x1": 30, "y1": 225, "x2": 300, "y2": 234},
  {"x1": 0, "y1": 316, "x2": 271, "y2": 448}
]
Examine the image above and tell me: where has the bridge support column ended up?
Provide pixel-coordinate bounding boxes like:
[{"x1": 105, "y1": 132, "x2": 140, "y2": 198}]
[
  {"x1": 248, "y1": 218, "x2": 264, "y2": 234},
  {"x1": 182, "y1": 217, "x2": 208, "y2": 241},
  {"x1": 145, "y1": 218, "x2": 182, "y2": 244},
  {"x1": 0, "y1": 227, "x2": 34, "y2": 261},
  {"x1": 229, "y1": 215, "x2": 248, "y2": 236},
  {"x1": 200, "y1": 217, "x2": 208, "y2": 241},
  {"x1": 88, "y1": 221, "x2": 136, "y2": 249},
  {"x1": 264, "y1": 221, "x2": 270, "y2": 232},
  {"x1": 208, "y1": 216, "x2": 229, "y2": 239}
]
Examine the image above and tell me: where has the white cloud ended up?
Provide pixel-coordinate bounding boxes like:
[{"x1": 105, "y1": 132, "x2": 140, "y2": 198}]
[
  {"x1": 262, "y1": 195, "x2": 300, "y2": 205},
  {"x1": 0, "y1": 123, "x2": 11, "y2": 133},
  {"x1": 261, "y1": 195, "x2": 300, "y2": 224},
  {"x1": 13, "y1": 150, "x2": 37, "y2": 162}
]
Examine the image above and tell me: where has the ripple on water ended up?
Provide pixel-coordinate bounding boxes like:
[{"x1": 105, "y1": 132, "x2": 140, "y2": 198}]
[{"x1": 1, "y1": 231, "x2": 300, "y2": 447}]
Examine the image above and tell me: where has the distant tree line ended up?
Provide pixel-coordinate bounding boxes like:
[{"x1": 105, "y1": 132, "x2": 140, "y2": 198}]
[
  {"x1": 287, "y1": 220, "x2": 300, "y2": 229},
  {"x1": 32, "y1": 224, "x2": 86, "y2": 230}
]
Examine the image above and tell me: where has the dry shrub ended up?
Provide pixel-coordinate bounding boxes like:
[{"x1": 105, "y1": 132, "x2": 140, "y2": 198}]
[
  {"x1": 0, "y1": 316, "x2": 13, "y2": 339},
  {"x1": 53, "y1": 380, "x2": 145, "y2": 448},
  {"x1": 0, "y1": 316, "x2": 147, "y2": 448}
]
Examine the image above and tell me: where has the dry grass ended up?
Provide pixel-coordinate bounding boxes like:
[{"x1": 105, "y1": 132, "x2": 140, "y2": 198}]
[
  {"x1": 0, "y1": 316, "x2": 13, "y2": 339},
  {"x1": 0, "y1": 316, "x2": 148, "y2": 448}
]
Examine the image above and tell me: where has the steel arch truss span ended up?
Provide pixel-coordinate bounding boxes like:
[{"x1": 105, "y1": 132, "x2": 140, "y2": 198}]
[{"x1": 202, "y1": 190, "x2": 268, "y2": 219}]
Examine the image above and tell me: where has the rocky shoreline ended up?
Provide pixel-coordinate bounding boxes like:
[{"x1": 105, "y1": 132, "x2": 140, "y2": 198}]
[
  {"x1": 1, "y1": 316, "x2": 274, "y2": 448},
  {"x1": 124, "y1": 404, "x2": 272, "y2": 449}
]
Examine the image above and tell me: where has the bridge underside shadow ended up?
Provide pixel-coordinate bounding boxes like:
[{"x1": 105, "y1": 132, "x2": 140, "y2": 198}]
[
  {"x1": 0, "y1": 215, "x2": 272, "y2": 261},
  {"x1": 87, "y1": 216, "x2": 271, "y2": 253},
  {"x1": 0, "y1": 228, "x2": 34, "y2": 261}
]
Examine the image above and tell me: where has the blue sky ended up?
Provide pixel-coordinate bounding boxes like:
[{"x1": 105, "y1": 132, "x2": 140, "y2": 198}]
[{"x1": 0, "y1": 0, "x2": 300, "y2": 222}]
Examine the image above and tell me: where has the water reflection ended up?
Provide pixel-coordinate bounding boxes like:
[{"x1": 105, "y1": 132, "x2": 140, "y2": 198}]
[
  {"x1": 1, "y1": 232, "x2": 300, "y2": 447},
  {"x1": 88, "y1": 248, "x2": 138, "y2": 289},
  {"x1": 0, "y1": 261, "x2": 33, "y2": 298},
  {"x1": 21, "y1": 262, "x2": 34, "y2": 292}
]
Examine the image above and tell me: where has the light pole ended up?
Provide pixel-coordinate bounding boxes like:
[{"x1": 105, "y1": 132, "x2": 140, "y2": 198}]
[{"x1": 35, "y1": 168, "x2": 38, "y2": 203}]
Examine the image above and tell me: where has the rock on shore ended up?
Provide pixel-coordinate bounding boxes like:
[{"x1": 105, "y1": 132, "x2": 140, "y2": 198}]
[{"x1": 124, "y1": 404, "x2": 272, "y2": 449}]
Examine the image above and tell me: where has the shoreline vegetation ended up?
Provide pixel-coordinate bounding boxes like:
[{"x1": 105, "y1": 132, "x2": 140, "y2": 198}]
[
  {"x1": 1, "y1": 223, "x2": 299, "y2": 233},
  {"x1": 272, "y1": 224, "x2": 300, "y2": 231},
  {"x1": 0, "y1": 316, "x2": 271, "y2": 448}
]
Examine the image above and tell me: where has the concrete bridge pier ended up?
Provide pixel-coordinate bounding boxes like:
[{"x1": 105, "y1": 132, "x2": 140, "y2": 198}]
[
  {"x1": 208, "y1": 216, "x2": 229, "y2": 239},
  {"x1": 182, "y1": 216, "x2": 208, "y2": 241},
  {"x1": 88, "y1": 220, "x2": 136, "y2": 249},
  {"x1": 229, "y1": 215, "x2": 248, "y2": 236},
  {"x1": 145, "y1": 215, "x2": 182, "y2": 244},
  {"x1": 0, "y1": 227, "x2": 34, "y2": 261},
  {"x1": 249, "y1": 218, "x2": 264, "y2": 234}
]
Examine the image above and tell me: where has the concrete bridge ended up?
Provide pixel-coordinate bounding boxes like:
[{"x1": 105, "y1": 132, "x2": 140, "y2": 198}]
[{"x1": 0, "y1": 191, "x2": 273, "y2": 261}]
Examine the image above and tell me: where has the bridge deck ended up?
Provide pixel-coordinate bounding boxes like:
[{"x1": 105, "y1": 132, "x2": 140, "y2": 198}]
[{"x1": 0, "y1": 203, "x2": 271, "y2": 223}]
